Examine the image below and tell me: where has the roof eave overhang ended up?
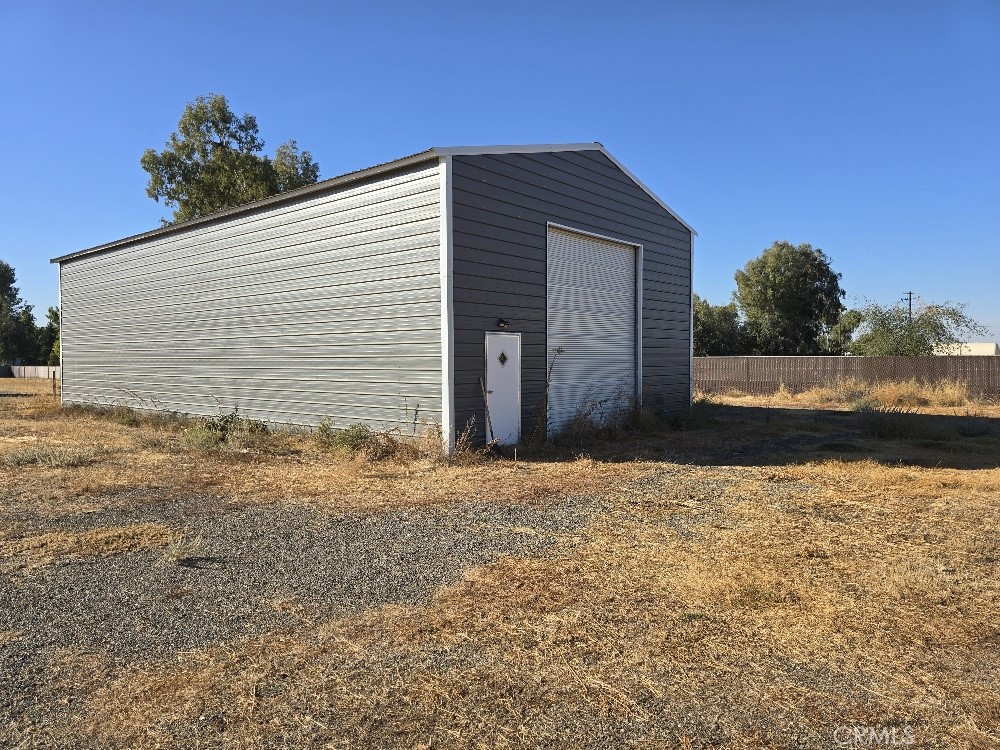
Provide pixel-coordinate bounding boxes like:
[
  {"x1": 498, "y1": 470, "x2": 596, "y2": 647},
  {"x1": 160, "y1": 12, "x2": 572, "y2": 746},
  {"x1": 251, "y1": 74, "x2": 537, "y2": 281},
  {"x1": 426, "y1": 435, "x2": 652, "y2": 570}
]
[
  {"x1": 52, "y1": 142, "x2": 695, "y2": 265},
  {"x1": 50, "y1": 149, "x2": 439, "y2": 264}
]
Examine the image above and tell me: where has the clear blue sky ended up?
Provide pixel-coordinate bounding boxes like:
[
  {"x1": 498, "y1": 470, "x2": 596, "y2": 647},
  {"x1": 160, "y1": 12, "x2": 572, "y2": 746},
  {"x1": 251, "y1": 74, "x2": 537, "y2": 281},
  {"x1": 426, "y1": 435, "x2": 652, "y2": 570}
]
[{"x1": 2, "y1": 1, "x2": 998, "y2": 337}]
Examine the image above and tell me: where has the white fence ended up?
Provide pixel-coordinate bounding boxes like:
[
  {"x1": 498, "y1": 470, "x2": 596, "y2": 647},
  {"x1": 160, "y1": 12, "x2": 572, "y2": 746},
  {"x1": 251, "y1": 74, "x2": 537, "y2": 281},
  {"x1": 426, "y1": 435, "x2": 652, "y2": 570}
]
[{"x1": 5, "y1": 366, "x2": 61, "y2": 379}]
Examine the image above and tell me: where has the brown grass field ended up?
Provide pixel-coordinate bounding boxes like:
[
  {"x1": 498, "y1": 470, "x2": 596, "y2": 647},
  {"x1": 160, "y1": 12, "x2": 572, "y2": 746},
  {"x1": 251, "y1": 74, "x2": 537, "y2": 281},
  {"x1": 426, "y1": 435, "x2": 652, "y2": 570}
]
[{"x1": 1, "y1": 377, "x2": 998, "y2": 749}]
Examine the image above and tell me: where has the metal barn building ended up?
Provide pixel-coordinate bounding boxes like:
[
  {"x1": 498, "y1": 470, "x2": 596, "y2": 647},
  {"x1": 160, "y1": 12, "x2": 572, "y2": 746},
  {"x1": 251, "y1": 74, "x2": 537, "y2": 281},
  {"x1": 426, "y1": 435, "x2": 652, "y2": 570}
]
[{"x1": 52, "y1": 144, "x2": 695, "y2": 450}]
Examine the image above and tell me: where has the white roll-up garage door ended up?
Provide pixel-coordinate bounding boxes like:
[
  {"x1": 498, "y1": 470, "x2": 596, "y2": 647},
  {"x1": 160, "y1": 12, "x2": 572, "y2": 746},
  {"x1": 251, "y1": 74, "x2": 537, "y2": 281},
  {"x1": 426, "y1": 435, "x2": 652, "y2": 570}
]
[{"x1": 546, "y1": 226, "x2": 638, "y2": 435}]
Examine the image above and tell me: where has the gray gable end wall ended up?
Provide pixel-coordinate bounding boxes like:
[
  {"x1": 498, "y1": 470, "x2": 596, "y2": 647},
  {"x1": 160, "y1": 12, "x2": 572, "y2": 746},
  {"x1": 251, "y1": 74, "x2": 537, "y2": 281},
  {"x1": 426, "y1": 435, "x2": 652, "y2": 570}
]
[{"x1": 450, "y1": 150, "x2": 693, "y2": 441}]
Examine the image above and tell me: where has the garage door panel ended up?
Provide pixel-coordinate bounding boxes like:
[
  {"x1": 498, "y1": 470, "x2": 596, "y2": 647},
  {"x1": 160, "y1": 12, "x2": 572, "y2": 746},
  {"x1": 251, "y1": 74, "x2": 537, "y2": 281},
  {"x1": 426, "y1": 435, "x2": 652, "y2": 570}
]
[{"x1": 547, "y1": 227, "x2": 637, "y2": 435}]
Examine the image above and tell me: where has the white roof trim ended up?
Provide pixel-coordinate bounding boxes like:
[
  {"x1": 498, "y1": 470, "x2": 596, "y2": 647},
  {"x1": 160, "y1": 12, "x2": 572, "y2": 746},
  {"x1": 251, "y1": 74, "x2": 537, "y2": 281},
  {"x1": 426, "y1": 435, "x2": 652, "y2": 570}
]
[
  {"x1": 429, "y1": 143, "x2": 696, "y2": 235},
  {"x1": 431, "y1": 143, "x2": 602, "y2": 156}
]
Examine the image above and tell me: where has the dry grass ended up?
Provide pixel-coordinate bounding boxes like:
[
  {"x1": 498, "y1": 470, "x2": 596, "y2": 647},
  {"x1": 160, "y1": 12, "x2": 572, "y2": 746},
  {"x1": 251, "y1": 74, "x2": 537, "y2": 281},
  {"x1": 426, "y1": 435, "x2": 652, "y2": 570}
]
[
  {"x1": 708, "y1": 377, "x2": 1000, "y2": 415},
  {"x1": 2, "y1": 376, "x2": 999, "y2": 748},
  {"x1": 3, "y1": 523, "x2": 173, "y2": 569},
  {"x1": 69, "y1": 458, "x2": 999, "y2": 748},
  {"x1": 1, "y1": 380, "x2": 593, "y2": 518},
  {"x1": 796, "y1": 376, "x2": 973, "y2": 408}
]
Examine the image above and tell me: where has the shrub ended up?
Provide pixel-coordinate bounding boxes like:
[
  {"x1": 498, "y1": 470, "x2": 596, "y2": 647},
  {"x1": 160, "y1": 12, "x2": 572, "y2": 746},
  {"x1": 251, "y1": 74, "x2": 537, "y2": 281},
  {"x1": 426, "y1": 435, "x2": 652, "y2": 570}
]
[
  {"x1": 795, "y1": 378, "x2": 869, "y2": 405},
  {"x1": 784, "y1": 377, "x2": 971, "y2": 409},
  {"x1": 181, "y1": 409, "x2": 269, "y2": 453},
  {"x1": 63, "y1": 401, "x2": 184, "y2": 430},
  {"x1": 315, "y1": 420, "x2": 409, "y2": 460},
  {"x1": 202, "y1": 410, "x2": 268, "y2": 439},
  {"x1": 163, "y1": 530, "x2": 205, "y2": 565},
  {"x1": 855, "y1": 403, "x2": 918, "y2": 439},
  {"x1": 181, "y1": 424, "x2": 225, "y2": 451},
  {"x1": 316, "y1": 421, "x2": 375, "y2": 453},
  {"x1": 110, "y1": 405, "x2": 142, "y2": 427},
  {"x1": 872, "y1": 378, "x2": 968, "y2": 408},
  {"x1": 550, "y1": 402, "x2": 669, "y2": 447}
]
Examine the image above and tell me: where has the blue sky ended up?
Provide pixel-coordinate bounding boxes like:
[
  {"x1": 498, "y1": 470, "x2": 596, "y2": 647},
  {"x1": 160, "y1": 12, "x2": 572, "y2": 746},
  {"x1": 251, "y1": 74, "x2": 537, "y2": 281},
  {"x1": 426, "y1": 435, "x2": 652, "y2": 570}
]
[{"x1": 2, "y1": 1, "x2": 998, "y2": 337}]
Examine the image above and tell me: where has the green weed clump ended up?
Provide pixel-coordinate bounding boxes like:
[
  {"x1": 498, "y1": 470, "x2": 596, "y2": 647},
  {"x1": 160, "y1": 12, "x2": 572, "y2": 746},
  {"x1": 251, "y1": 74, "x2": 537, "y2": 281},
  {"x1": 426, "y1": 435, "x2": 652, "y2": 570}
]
[
  {"x1": 182, "y1": 410, "x2": 270, "y2": 452},
  {"x1": 110, "y1": 405, "x2": 142, "y2": 428},
  {"x1": 315, "y1": 420, "x2": 453, "y2": 462},
  {"x1": 316, "y1": 421, "x2": 376, "y2": 453},
  {"x1": 315, "y1": 421, "x2": 410, "y2": 461}
]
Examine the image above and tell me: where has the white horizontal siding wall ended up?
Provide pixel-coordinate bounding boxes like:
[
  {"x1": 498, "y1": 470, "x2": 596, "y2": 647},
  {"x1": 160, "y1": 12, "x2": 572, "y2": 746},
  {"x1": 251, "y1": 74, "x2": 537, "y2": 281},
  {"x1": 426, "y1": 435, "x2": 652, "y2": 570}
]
[{"x1": 60, "y1": 162, "x2": 443, "y2": 431}]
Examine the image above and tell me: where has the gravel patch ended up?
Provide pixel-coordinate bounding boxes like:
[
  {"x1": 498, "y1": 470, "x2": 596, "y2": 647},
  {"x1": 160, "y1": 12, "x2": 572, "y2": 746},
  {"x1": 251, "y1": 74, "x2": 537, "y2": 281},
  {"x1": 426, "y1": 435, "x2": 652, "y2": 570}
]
[{"x1": 0, "y1": 490, "x2": 600, "y2": 742}]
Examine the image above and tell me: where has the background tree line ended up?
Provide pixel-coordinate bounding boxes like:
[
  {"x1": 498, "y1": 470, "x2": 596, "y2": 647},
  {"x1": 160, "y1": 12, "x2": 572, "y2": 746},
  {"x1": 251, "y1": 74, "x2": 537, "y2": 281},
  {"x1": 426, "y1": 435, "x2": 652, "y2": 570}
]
[
  {"x1": 0, "y1": 261, "x2": 59, "y2": 365},
  {"x1": 694, "y1": 241, "x2": 984, "y2": 357}
]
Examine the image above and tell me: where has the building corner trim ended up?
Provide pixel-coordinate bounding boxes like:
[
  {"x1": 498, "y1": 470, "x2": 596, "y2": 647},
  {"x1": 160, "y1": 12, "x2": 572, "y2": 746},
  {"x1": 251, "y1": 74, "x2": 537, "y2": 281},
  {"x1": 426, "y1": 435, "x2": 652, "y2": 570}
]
[
  {"x1": 57, "y1": 263, "x2": 64, "y2": 405},
  {"x1": 439, "y1": 156, "x2": 456, "y2": 454},
  {"x1": 689, "y1": 233, "x2": 695, "y2": 405}
]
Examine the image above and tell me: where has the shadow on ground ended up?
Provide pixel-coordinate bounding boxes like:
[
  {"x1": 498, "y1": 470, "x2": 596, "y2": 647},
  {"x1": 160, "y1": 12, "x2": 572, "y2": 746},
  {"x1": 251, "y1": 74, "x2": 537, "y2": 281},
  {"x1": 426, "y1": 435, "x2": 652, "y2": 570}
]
[{"x1": 514, "y1": 403, "x2": 1000, "y2": 471}]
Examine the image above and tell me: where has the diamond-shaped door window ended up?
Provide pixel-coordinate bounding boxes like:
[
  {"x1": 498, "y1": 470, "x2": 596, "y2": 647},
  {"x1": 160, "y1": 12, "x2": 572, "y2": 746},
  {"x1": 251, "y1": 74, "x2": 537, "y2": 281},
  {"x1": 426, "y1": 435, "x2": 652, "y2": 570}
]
[{"x1": 498, "y1": 351, "x2": 509, "y2": 367}]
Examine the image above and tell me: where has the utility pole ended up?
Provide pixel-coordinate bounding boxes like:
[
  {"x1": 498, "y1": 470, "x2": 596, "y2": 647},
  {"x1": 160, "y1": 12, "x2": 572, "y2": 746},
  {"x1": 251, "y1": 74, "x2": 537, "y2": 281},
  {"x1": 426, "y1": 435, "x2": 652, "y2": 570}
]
[{"x1": 902, "y1": 291, "x2": 914, "y2": 321}]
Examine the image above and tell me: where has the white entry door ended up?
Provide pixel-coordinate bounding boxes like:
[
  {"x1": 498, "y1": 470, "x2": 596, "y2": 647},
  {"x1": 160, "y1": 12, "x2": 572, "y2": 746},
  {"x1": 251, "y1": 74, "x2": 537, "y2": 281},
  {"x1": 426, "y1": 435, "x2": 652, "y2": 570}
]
[{"x1": 485, "y1": 332, "x2": 521, "y2": 444}]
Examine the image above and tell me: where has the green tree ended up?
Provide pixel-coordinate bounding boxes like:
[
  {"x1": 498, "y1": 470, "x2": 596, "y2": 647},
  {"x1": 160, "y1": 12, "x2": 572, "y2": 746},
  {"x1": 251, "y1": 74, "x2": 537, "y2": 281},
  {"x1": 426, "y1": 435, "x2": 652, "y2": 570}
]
[
  {"x1": 272, "y1": 140, "x2": 320, "y2": 193},
  {"x1": 141, "y1": 94, "x2": 320, "y2": 224},
  {"x1": 693, "y1": 294, "x2": 747, "y2": 355},
  {"x1": 0, "y1": 261, "x2": 38, "y2": 364},
  {"x1": 47, "y1": 336, "x2": 60, "y2": 366},
  {"x1": 848, "y1": 301, "x2": 985, "y2": 356},
  {"x1": 734, "y1": 241, "x2": 845, "y2": 355},
  {"x1": 38, "y1": 306, "x2": 60, "y2": 365},
  {"x1": 821, "y1": 308, "x2": 863, "y2": 354}
]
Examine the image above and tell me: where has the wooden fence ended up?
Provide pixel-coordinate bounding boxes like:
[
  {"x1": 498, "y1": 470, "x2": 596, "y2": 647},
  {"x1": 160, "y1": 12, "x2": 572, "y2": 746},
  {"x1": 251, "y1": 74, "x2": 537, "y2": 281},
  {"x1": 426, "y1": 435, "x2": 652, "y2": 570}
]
[
  {"x1": 1, "y1": 365, "x2": 61, "y2": 379},
  {"x1": 694, "y1": 356, "x2": 1000, "y2": 397}
]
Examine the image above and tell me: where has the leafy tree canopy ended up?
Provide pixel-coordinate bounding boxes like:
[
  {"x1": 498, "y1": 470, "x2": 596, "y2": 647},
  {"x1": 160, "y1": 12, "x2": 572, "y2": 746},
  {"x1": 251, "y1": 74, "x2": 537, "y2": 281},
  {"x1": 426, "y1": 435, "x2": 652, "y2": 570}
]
[
  {"x1": 821, "y1": 308, "x2": 863, "y2": 355},
  {"x1": 39, "y1": 306, "x2": 60, "y2": 366},
  {"x1": 848, "y1": 301, "x2": 985, "y2": 356},
  {"x1": 734, "y1": 241, "x2": 845, "y2": 355},
  {"x1": 693, "y1": 294, "x2": 747, "y2": 355},
  {"x1": 141, "y1": 94, "x2": 320, "y2": 224},
  {"x1": 0, "y1": 260, "x2": 39, "y2": 364}
]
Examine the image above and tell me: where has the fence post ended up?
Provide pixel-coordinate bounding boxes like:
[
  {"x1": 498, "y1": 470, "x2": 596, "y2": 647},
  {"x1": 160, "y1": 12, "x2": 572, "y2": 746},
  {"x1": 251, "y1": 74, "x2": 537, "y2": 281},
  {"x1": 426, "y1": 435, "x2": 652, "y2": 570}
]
[{"x1": 52, "y1": 370, "x2": 56, "y2": 398}]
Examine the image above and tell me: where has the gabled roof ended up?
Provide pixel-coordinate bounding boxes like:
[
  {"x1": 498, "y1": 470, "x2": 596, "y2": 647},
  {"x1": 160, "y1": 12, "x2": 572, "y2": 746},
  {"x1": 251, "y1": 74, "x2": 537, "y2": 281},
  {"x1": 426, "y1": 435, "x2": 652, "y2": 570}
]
[
  {"x1": 52, "y1": 143, "x2": 693, "y2": 264},
  {"x1": 433, "y1": 144, "x2": 695, "y2": 236}
]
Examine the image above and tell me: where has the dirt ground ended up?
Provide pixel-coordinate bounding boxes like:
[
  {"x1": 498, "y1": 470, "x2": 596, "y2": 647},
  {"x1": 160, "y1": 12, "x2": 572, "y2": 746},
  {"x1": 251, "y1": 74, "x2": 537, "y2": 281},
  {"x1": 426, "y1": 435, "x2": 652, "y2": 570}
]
[{"x1": 1, "y1": 377, "x2": 998, "y2": 749}]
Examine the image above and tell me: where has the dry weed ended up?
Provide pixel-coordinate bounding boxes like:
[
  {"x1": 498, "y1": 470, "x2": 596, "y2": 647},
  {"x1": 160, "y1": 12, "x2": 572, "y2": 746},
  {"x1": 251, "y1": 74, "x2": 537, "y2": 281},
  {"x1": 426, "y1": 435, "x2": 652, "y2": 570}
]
[{"x1": 162, "y1": 530, "x2": 205, "y2": 565}]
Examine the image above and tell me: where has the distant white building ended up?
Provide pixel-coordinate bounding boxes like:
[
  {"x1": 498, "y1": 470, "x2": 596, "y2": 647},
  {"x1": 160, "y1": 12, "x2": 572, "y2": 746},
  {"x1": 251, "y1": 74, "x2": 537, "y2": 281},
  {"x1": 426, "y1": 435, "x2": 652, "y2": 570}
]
[{"x1": 934, "y1": 342, "x2": 1000, "y2": 356}]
